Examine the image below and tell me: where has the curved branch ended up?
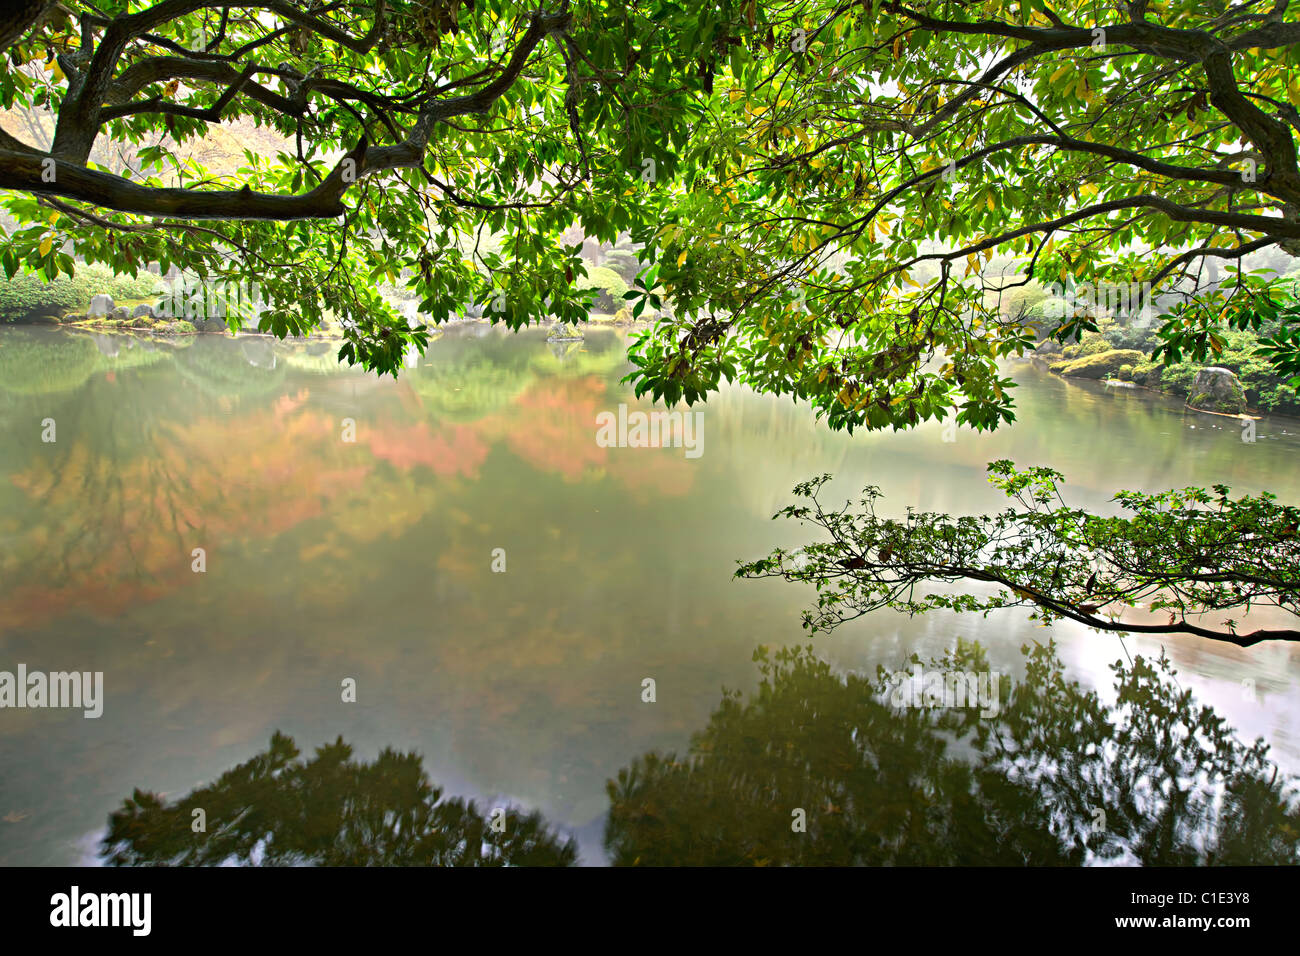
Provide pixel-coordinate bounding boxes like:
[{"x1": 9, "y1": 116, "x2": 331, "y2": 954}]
[{"x1": 10, "y1": 7, "x2": 572, "y2": 221}]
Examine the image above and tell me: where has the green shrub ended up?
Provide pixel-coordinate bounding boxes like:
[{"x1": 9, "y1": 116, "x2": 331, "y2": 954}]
[
  {"x1": 0, "y1": 263, "x2": 163, "y2": 319},
  {"x1": 999, "y1": 282, "x2": 1049, "y2": 317},
  {"x1": 601, "y1": 248, "x2": 641, "y2": 284},
  {"x1": 577, "y1": 265, "x2": 629, "y2": 312},
  {"x1": 1060, "y1": 331, "x2": 1113, "y2": 360}
]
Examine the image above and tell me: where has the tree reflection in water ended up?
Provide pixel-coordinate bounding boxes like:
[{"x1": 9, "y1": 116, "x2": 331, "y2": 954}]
[
  {"x1": 605, "y1": 641, "x2": 1300, "y2": 866},
  {"x1": 101, "y1": 733, "x2": 577, "y2": 866},
  {"x1": 101, "y1": 641, "x2": 1300, "y2": 867}
]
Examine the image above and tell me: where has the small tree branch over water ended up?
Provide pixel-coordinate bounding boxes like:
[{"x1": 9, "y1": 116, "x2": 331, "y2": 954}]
[{"x1": 737, "y1": 461, "x2": 1300, "y2": 647}]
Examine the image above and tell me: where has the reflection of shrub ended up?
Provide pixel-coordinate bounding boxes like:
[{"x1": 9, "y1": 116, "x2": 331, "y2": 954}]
[
  {"x1": 0, "y1": 264, "x2": 162, "y2": 319},
  {"x1": 174, "y1": 338, "x2": 285, "y2": 398},
  {"x1": 408, "y1": 337, "x2": 538, "y2": 422},
  {"x1": 0, "y1": 330, "x2": 101, "y2": 394}
]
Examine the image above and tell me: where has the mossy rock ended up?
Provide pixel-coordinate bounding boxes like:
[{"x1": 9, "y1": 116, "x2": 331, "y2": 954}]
[
  {"x1": 1131, "y1": 361, "x2": 1163, "y2": 386},
  {"x1": 1049, "y1": 348, "x2": 1146, "y2": 379},
  {"x1": 1187, "y1": 367, "x2": 1246, "y2": 414}
]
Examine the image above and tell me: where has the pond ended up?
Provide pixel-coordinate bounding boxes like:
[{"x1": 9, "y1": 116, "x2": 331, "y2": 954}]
[{"x1": 1, "y1": 325, "x2": 1298, "y2": 865}]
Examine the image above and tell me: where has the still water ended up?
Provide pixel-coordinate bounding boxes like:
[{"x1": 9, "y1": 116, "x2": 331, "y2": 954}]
[{"x1": 1, "y1": 325, "x2": 1298, "y2": 865}]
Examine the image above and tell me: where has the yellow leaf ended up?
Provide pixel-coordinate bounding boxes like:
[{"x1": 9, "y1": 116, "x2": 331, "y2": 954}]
[
  {"x1": 38, "y1": 236, "x2": 53, "y2": 256},
  {"x1": 677, "y1": 249, "x2": 688, "y2": 267},
  {"x1": 1049, "y1": 64, "x2": 1070, "y2": 84},
  {"x1": 986, "y1": 192, "x2": 996, "y2": 212}
]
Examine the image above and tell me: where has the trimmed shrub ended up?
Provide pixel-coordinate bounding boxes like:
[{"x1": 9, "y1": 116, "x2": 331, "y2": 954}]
[{"x1": 577, "y1": 265, "x2": 629, "y2": 312}]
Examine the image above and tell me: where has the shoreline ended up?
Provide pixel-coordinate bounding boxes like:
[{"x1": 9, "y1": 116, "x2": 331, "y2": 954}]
[{"x1": 1026, "y1": 352, "x2": 1276, "y2": 421}]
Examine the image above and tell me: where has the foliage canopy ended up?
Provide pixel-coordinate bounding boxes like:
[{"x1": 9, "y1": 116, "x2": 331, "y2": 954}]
[{"x1": 3, "y1": 1, "x2": 1300, "y2": 426}]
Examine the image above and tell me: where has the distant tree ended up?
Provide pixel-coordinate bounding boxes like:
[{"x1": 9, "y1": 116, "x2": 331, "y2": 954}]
[{"x1": 600, "y1": 245, "x2": 641, "y2": 284}]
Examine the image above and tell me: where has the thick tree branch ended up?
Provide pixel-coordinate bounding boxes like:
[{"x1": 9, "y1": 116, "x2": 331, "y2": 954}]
[{"x1": 10, "y1": 6, "x2": 572, "y2": 220}]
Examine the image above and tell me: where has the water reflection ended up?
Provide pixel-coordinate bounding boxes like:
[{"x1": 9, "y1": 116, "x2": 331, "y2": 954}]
[
  {"x1": 102, "y1": 732, "x2": 576, "y2": 866},
  {"x1": 605, "y1": 642, "x2": 1300, "y2": 866},
  {"x1": 0, "y1": 325, "x2": 1298, "y2": 866},
  {"x1": 100, "y1": 642, "x2": 1299, "y2": 866}
]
